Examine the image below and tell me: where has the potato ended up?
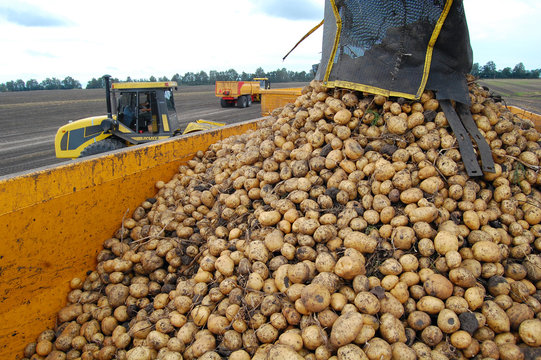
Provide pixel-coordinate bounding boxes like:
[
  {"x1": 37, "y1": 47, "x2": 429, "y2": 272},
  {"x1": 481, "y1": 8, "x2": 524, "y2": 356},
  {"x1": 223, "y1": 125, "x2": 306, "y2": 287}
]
[
  {"x1": 437, "y1": 309, "x2": 460, "y2": 334},
  {"x1": 433, "y1": 231, "x2": 458, "y2": 255},
  {"x1": 482, "y1": 301, "x2": 510, "y2": 333},
  {"x1": 330, "y1": 312, "x2": 364, "y2": 347},
  {"x1": 391, "y1": 226, "x2": 416, "y2": 250},
  {"x1": 334, "y1": 255, "x2": 365, "y2": 280},
  {"x1": 256, "y1": 323, "x2": 279, "y2": 344},
  {"x1": 334, "y1": 109, "x2": 352, "y2": 125},
  {"x1": 448, "y1": 267, "x2": 476, "y2": 288},
  {"x1": 300, "y1": 283, "x2": 331, "y2": 312},
  {"x1": 435, "y1": 155, "x2": 457, "y2": 176},
  {"x1": 391, "y1": 342, "x2": 417, "y2": 360},
  {"x1": 191, "y1": 335, "x2": 216, "y2": 357},
  {"x1": 259, "y1": 210, "x2": 282, "y2": 226},
  {"x1": 387, "y1": 116, "x2": 408, "y2": 135},
  {"x1": 399, "y1": 188, "x2": 423, "y2": 204},
  {"x1": 379, "y1": 313, "x2": 406, "y2": 344},
  {"x1": 409, "y1": 206, "x2": 439, "y2": 223},
  {"x1": 126, "y1": 346, "x2": 152, "y2": 360},
  {"x1": 421, "y1": 325, "x2": 443, "y2": 347},
  {"x1": 301, "y1": 324, "x2": 327, "y2": 350},
  {"x1": 363, "y1": 337, "x2": 392, "y2": 360},
  {"x1": 518, "y1": 319, "x2": 541, "y2": 346},
  {"x1": 343, "y1": 139, "x2": 364, "y2": 160},
  {"x1": 408, "y1": 311, "x2": 431, "y2": 331},
  {"x1": 353, "y1": 291, "x2": 380, "y2": 315},
  {"x1": 267, "y1": 344, "x2": 304, "y2": 360},
  {"x1": 214, "y1": 254, "x2": 235, "y2": 276},
  {"x1": 472, "y1": 241, "x2": 501, "y2": 263},
  {"x1": 417, "y1": 296, "x2": 445, "y2": 315},
  {"x1": 450, "y1": 330, "x2": 472, "y2": 349},
  {"x1": 423, "y1": 273, "x2": 453, "y2": 300},
  {"x1": 337, "y1": 344, "x2": 368, "y2": 360}
]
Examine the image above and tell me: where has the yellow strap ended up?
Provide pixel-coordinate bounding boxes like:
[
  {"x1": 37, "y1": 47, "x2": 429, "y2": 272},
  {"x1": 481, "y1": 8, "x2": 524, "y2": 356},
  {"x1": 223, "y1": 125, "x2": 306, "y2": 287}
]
[
  {"x1": 323, "y1": 0, "x2": 342, "y2": 84},
  {"x1": 282, "y1": 19, "x2": 324, "y2": 61},
  {"x1": 416, "y1": 0, "x2": 453, "y2": 98}
]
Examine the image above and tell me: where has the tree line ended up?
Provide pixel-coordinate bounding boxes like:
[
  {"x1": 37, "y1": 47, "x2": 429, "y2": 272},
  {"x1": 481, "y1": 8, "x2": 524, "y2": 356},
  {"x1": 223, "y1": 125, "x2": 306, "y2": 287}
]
[
  {"x1": 3, "y1": 62, "x2": 539, "y2": 92},
  {"x1": 0, "y1": 76, "x2": 82, "y2": 92},
  {"x1": 472, "y1": 61, "x2": 540, "y2": 79},
  {"x1": 0, "y1": 67, "x2": 314, "y2": 92}
]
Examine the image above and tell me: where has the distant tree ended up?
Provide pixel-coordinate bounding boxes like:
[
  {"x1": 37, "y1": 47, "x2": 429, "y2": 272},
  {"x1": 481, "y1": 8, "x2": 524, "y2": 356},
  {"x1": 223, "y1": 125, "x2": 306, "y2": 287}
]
[
  {"x1": 225, "y1": 69, "x2": 239, "y2": 81},
  {"x1": 5, "y1": 81, "x2": 14, "y2": 91},
  {"x1": 531, "y1": 69, "x2": 541, "y2": 79},
  {"x1": 149, "y1": 76, "x2": 157, "y2": 82},
  {"x1": 126, "y1": 76, "x2": 133, "y2": 82},
  {"x1": 11, "y1": 79, "x2": 26, "y2": 91},
  {"x1": 512, "y1": 63, "x2": 527, "y2": 78},
  {"x1": 171, "y1": 73, "x2": 182, "y2": 83},
  {"x1": 182, "y1": 72, "x2": 196, "y2": 85},
  {"x1": 26, "y1": 79, "x2": 41, "y2": 90},
  {"x1": 500, "y1": 67, "x2": 512, "y2": 78},
  {"x1": 240, "y1": 72, "x2": 252, "y2": 81},
  {"x1": 275, "y1": 68, "x2": 290, "y2": 82},
  {"x1": 61, "y1": 76, "x2": 82, "y2": 89},
  {"x1": 86, "y1": 77, "x2": 105, "y2": 89},
  {"x1": 481, "y1": 61, "x2": 497, "y2": 79},
  {"x1": 208, "y1": 70, "x2": 218, "y2": 84},
  {"x1": 158, "y1": 76, "x2": 170, "y2": 81},
  {"x1": 41, "y1": 77, "x2": 63, "y2": 90},
  {"x1": 195, "y1": 71, "x2": 209, "y2": 85},
  {"x1": 254, "y1": 67, "x2": 266, "y2": 78},
  {"x1": 0, "y1": 83, "x2": 7, "y2": 92}
]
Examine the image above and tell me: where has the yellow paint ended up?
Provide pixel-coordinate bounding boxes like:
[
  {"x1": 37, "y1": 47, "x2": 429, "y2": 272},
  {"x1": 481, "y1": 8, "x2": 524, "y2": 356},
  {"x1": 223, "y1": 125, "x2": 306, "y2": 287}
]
[
  {"x1": 507, "y1": 105, "x2": 541, "y2": 133},
  {"x1": 260, "y1": 88, "x2": 303, "y2": 116},
  {"x1": 162, "y1": 114, "x2": 170, "y2": 132},
  {"x1": 54, "y1": 115, "x2": 112, "y2": 158},
  {"x1": 416, "y1": 0, "x2": 453, "y2": 99},
  {"x1": 0, "y1": 119, "x2": 259, "y2": 359},
  {"x1": 215, "y1": 81, "x2": 262, "y2": 98},
  {"x1": 111, "y1": 81, "x2": 177, "y2": 89}
]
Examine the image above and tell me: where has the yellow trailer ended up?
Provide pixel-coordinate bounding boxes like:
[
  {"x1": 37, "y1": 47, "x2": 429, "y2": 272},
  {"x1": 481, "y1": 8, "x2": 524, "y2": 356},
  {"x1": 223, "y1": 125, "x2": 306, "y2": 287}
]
[
  {"x1": 507, "y1": 105, "x2": 541, "y2": 133},
  {"x1": 215, "y1": 78, "x2": 270, "y2": 108},
  {"x1": 260, "y1": 87, "x2": 303, "y2": 116},
  {"x1": 0, "y1": 119, "x2": 260, "y2": 359}
]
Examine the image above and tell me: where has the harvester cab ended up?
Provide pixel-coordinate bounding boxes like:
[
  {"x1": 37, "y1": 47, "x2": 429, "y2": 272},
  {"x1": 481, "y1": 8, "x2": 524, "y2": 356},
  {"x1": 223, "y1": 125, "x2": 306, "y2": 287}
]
[
  {"x1": 254, "y1": 77, "x2": 271, "y2": 90},
  {"x1": 55, "y1": 75, "x2": 224, "y2": 158}
]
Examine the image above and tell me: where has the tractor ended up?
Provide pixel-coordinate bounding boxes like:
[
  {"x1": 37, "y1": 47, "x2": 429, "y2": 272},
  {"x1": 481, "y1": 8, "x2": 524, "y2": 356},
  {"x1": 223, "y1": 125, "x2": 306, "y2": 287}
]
[{"x1": 55, "y1": 75, "x2": 223, "y2": 158}]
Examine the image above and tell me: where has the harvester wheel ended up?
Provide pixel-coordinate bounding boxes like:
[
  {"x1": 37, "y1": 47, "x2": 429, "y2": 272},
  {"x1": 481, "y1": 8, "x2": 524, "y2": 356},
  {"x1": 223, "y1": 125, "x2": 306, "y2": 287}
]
[
  {"x1": 220, "y1": 98, "x2": 229, "y2": 108},
  {"x1": 79, "y1": 138, "x2": 125, "y2": 157},
  {"x1": 246, "y1": 96, "x2": 252, "y2": 107},
  {"x1": 237, "y1": 96, "x2": 247, "y2": 108}
]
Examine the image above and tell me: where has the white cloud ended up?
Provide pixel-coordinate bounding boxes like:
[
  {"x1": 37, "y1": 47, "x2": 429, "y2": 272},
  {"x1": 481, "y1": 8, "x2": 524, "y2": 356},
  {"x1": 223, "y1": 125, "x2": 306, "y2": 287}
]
[
  {"x1": 1, "y1": 0, "x2": 539, "y2": 85},
  {"x1": 0, "y1": 0, "x2": 325, "y2": 84}
]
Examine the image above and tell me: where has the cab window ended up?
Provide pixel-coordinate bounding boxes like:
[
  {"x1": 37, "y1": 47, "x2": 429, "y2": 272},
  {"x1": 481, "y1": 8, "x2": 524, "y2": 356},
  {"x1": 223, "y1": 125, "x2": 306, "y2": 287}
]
[{"x1": 164, "y1": 90, "x2": 175, "y2": 111}]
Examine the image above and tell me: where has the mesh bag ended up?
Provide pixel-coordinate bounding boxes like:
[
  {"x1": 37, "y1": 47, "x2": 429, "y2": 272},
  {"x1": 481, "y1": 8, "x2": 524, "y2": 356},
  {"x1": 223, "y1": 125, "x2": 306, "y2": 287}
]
[{"x1": 315, "y1": 0, "x2": 472, "y2": 104}]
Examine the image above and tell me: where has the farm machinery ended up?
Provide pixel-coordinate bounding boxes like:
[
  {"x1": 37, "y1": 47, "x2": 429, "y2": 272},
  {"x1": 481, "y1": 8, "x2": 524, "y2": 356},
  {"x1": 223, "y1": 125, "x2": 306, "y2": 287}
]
[
  {"x1": 215, "y1": 77, "x2": 271, "y2": 108},
  {"x1": 54, "y1": 75, "x2": 223, "y2": 158}
]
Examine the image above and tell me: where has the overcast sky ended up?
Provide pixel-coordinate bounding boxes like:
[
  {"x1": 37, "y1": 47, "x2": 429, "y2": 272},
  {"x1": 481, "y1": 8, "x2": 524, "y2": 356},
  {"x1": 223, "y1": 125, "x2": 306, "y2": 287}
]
[{"x1": 0, "y1": 0, "x2": 539, "y2": 85}]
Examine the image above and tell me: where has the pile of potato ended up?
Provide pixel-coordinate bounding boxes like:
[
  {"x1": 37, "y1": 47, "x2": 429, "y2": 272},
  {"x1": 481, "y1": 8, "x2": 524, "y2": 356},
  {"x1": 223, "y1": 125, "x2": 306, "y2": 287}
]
[{"x1": 23, "y1": 76, "x2": 541, "y2": 360}]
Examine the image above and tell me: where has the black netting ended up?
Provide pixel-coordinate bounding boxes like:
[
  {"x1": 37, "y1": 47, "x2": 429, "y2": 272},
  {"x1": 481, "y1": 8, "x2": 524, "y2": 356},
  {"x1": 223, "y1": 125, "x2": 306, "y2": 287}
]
[{"x1": 316, "y1": 0, "x2": 472, "y2": 104}]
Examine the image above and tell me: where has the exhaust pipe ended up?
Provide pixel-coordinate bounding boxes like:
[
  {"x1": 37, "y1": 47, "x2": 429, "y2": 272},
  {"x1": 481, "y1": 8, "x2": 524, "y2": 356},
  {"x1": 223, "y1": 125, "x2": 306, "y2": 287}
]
[{"x1": 103, "y1": 74, "x2": 112, "y2": 119}]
